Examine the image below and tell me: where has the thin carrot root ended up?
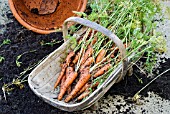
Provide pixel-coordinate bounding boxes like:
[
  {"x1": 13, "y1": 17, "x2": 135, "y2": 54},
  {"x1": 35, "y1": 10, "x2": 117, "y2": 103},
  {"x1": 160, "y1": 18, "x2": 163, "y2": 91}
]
[
  {"x1": 87, "y1": 29, "x2": 95, "y2": 38},
  {"x1": 66, "y1": 67, "x2": 74, "y2": 77},
  {"x1": 60, "y1": 68, "x2": 74, "y2": 94},
  {"x1": 54, "y1": 63, "x2": 67, "y2": 88},
  {"x1": 93, "y1": 63, "x2": 112, "y2": 78},
  {"x1": 77, "y1": 90, "x2": 91, "y2": 101},
  {"x1": 60, "y1": 75, "x2": 66, "y2": 88},
  {"x1": 87, "y1": 36, "x2": 98, "y2": 48},
  {"x1": 96, "y1": 49, "x2": 106, "y2": 63},
  {"x1": 61, "y1": 75, "x2": 72, "y2": 95},
  {"x1": 65, "y1": 67, "x2": 91, "y2": 102},
  {"x1": 92, "y1": 81, "x2": 99, "y2": 88},
  {"x1": 65, "y1": 67, "x2": 74, "y2": 94},
  {"x1": 72, "y1": 52, "x2": 80, "y2": 64},
  {"x1": 77, "y1": 83, "x2": 91, "y2": 95},
  {"x1": 58, "y1": 71, "x2": 78, "y2": 100},
  {"x1": 110, "y1": 46, "x2": 119, "y2": 58},
  {"x1": 67, "y1": 86, "x2": 72, "y2": 95},
  {"x1": 54, "y1": 51, "x2": 75, "y2": 89},
  {"x1": 91, "y1": 36, "x2": 98, "y2": 45},
  {"x1": 80, "y1": 46, "x2": 93, "y2": 65},
  {"x1": 65, "y1": 51, "x2": 75, "y2": 66},
  {"x1": 110, "y1": 43, "x2": 128, "y2": 58},
  {"x1": 80, "y1": 57, "x2": 94, "y2": 72},
  {"x1": 77, "y1": 81, "x2": 99, "y2": 97},
  {"x1": 77, "y1": 81, "x2": 99, "y2": 101},
  {"x1": 69, "y1": 63, "x2": 74, "y2": 67},
  {"x1": 78, "y1": 37, "x2": 83, "y2": 44}
]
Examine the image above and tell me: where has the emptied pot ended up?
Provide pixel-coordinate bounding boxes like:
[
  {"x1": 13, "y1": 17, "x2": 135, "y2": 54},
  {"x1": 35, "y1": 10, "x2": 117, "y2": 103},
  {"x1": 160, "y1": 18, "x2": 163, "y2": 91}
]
[{"x1": 8, "y1": 0, "x2": 87, "y2": 34}]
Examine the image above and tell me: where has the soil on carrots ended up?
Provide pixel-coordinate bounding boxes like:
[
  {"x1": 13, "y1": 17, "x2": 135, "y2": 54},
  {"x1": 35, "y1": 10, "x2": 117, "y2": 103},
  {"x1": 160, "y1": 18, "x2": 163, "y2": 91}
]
[{"x1": 0, "y1": 17, "x2": 170, "y2": 114}]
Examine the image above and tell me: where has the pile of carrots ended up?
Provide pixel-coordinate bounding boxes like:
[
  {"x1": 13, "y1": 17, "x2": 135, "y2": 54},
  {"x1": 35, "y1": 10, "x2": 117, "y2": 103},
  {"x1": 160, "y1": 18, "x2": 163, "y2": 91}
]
[{"x1": 54, "y1": 29, "x2": 127, "y2": 103}]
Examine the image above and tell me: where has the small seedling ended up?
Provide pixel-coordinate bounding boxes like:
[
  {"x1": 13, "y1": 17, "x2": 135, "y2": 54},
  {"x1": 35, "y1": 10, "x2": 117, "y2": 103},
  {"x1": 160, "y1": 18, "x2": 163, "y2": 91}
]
[
  {"x1": 12, "y1": 79, "x2": 25, "y2": 89},
  {"x1": 0, "y1": 56, "x2": 5, "y2": 63},
  {"x1": 72, "y1": 11, "x2": 87, "y2": 17},
  {"x1": 2, "y1": 58, "x2": 44, "y2": 100},
  {"x1": 40, "y1": 39, "x2": 63, "y2": 47},
  {"x1": 132, "y1": 68, "x2": 170, "y2": 102},
  {"x1": 16, "y1": 50, "x2": 36, "y2": 67},
  {"x1": 16, "y1": 55, "x2": 22, "y2": 67},
  {"x1": 2, "y1": 78, "x2": 26, "y2": 100},
  {"x1": 134, "y1": 74, "x2": 143, "y2": 84},
  {"x1": 0, "y1": 39, "x2": 11, "y2": 47}
]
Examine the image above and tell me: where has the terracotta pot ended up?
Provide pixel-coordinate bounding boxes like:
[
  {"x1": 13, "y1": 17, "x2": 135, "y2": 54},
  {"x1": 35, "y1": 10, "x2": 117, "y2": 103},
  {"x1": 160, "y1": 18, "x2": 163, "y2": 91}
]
[{"x1": 8, "y1": 0, "x2": 87, "y2": 34}]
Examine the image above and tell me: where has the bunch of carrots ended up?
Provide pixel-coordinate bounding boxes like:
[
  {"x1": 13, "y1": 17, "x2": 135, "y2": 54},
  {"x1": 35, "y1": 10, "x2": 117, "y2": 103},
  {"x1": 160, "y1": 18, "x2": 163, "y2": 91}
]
[
  {"x1": 54, "y1": 29, "x2": 128, "y2": 102},
  {"x1": 53, "y1": 0, "x2": 163, "y2": 103}
]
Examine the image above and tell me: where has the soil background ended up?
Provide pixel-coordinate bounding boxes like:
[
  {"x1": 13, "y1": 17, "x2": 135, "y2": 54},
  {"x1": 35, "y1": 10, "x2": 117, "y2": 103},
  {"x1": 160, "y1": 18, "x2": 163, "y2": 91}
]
[{"x1": 0, "y1": 1, "x2": 170, "y2": 114}]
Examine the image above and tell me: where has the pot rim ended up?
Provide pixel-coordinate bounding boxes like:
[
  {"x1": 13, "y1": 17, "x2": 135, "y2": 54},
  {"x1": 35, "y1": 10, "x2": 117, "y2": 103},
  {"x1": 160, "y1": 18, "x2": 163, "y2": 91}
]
[{"x1": 8, "y1": 0, "x2": 88, "y2": 34}]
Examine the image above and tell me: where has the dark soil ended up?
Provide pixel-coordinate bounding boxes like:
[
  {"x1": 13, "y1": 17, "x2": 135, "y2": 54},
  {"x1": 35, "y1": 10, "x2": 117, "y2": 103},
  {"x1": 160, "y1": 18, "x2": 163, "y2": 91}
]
[
  {"x1": 0, "y1": 13, "x2": 170, "y2": 114},
  {"x1": 107, "y1": 58, "x2": 170, "y2": 100}
]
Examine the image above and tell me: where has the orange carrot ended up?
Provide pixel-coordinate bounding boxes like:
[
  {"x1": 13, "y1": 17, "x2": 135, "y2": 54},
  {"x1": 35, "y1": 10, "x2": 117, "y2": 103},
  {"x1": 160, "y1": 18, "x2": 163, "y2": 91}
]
[
  {"x1": 54, "y1": 51, "x2": 75, "y2": 89},
  {"x1": 102, "y1": 58, "x2": 108, "y2": 63},
  {"x1": 96, "y1": 49, "x2": 106, "y2": 63},
  {"x1": 60, "y1": 74, "x2": 72, "y2": 95},
  {"x1": 66, "y1": 67, "x2": 74, "y2": 76},
  {"x1": 88, "y1": 30, "x2": 97, "y2": 38},
  {"x1": 78, "y1": 83, "x2": 91, "y2": 95},
  {"x1": 65, "y1": 51, "x2": 75, "y2": 66},
  {"x1": 58, "y1": 71, "x2": 78, "y2": 100},
  {"x1": 87, "y1": 29, "x2": 93, "y2": 38},
  {"x1": 65, "y1": 67, "x2": 91, "y2": 102},
  {"x1": 93, "y1": 63, "x2": 112, "y2": 78},
  {"x1": 77, "y1": 81, "x2": 99, "y2": 101},
  {"x1": 110, "y1": 44, "x2": 119, "y2": 58},
  {"x1": 77, "y1": 81, "x2": 99, "y2": 95},
  {"x1": 110, "y1": 43, "x2": 128, "y2": 58},
  {"x1": 91, "y1": 37, "x2": 98, "y2": 45},
  {"x1": 67, "y1": 86, "x2": 72, "y2": 95},
  {"x1": 110, "y1": 53, "x2": 116, "y2": 58},
  {"x1": 87, "y1": 37, "x2": 98, "y2": 48},
  {"x1": 60, "y1": 75, "x2": 66, "y2": 88},
  {"x1": 54, "y1": 63, "x2": 67, "y2": 88},
  {"x1": 77, "y1": 90, "x2": 90, "y2": 101},
  {"x1": 78, "y1": 37, "x2": 83, "y2": 44},
  {"x1": 59, "y1": 67, "x2": 73, "y2": 95},
  {"x1": 80, "y1": 57, "x2": 94, "y2": 72},
  {"x1": 80, "y1": 46, "x2": 93, "y2": 65},
  {"x1": 69, "y1": 63, "x2": 74, "y2": 67},
  {"x1": 72, "y1": 52, "x2": 80, "y2": 64},
  {"x1": 65, "y1": 67, "x2": 74, "y2": 94},
  {"x1": 92, "y1": 81, "x2": 99, "y2": 88}
]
